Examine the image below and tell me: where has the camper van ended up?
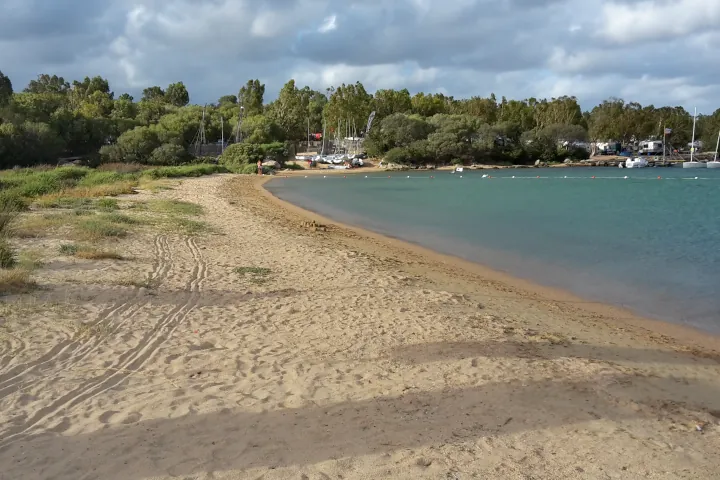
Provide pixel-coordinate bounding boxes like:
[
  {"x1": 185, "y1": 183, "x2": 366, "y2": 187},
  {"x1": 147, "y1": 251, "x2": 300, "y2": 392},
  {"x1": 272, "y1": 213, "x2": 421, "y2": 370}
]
[{"x1": 639, "y1": 140, "x2": 664, "y2": 155}]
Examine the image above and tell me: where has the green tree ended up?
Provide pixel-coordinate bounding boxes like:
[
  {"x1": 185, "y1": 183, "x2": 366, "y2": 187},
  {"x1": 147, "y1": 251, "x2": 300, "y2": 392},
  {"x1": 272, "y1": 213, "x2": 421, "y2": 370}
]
[
  {"x1": 453, "y1": 95, "x2": 498, "y2": 124},
  {"x1": 410, "y1": 92, "x2": 449, "y2": 117},
  {"x1": 10, "y1": 92, "x2": 68, "y2": 123},
  {"x1": 218, "y1": 95, "x2": 237, "y2": 105},
  {"x1": 323, "y1": 82, "x2": 373, "y2": 137},
  {"x1": 0, "y1": 71, "x2": 12, "y2": 107},
  {"x1": 373, "y1": 89, "x2": 412, "y2": 120},
  {"x1": 24, "y1": 74, "x2": 70, "y2": 94},
  {"x1": 142, "y1": 86, "x2": 166, "y2": 102},
  {"x1": 111, "y1": 95, "x2": 138, "y2": 120},
  {"x1": 240, "y1": 115, "x2": 283, "y2": 144},
  {"x1": 165, "y1": 82, "x2": 190, "y2": 107},
  {"x1": 238, "y1": 79, "x2": 265, "y2": 116},
  {"x1": 364, "y1": 113, "x2": 433, "y2": 156},
  {"x1": 0, "y1": 121, "x2": 64, "y2": 168},
  {"x1": 266, "y1": 79, "x2": 306, "y2": 140}
]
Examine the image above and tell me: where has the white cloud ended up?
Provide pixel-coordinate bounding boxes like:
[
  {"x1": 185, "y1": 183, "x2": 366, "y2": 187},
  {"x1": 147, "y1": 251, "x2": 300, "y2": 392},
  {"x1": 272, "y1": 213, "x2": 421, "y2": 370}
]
[
  {"x1": 601, "y1": 0, "x2": 720, "y2": 44},
  {"x1": 318, "y1": 15, "x2": 337, "y2": 33}
]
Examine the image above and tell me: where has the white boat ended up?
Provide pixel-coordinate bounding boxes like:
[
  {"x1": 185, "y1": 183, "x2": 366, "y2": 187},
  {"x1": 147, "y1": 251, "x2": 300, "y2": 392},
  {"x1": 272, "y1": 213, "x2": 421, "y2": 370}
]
[
  {"x1": 455, "y1": 167, "x2": 464, "y2": 173},
  {"x1": 707, "y1": 130, "x2": 720, "y2": 169},
  {"x1": 683, "y1": 108, "x2": 706, "y2": 168},
  {"x1": 625, "y1": 157, "x2": 648, "y2": 168}
]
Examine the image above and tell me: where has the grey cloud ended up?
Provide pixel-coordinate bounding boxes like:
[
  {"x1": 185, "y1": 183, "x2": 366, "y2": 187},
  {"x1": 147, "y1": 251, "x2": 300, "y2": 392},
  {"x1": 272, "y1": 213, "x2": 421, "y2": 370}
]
[{"x1": 0, "y1": 0, "x2": 717, "y2": 113}]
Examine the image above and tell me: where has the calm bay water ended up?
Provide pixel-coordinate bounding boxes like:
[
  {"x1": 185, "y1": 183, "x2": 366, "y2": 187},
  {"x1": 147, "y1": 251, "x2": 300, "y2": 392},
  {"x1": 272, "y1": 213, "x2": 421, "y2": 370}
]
[{"x1": 267, "y1": 167, "x2": 720, "y2": 333}]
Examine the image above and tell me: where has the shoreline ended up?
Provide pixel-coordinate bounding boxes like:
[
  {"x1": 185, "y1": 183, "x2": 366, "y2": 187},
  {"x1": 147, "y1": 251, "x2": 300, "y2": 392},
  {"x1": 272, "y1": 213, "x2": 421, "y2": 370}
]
[
  {"x1": 4, "y1": 173, "x2": 720, "y2": 478},
  {"x1": 257, "y1": 174, "x2": 720, "y2": 353}
]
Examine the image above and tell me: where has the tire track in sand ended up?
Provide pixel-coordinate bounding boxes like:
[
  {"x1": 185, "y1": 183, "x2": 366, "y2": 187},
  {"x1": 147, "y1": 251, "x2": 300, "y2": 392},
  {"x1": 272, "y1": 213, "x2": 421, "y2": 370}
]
[
  {"x1": 0, "y1": 235, "x2": 173, "y2": 399},
  {"x1": 0, "y1": 236, "x2": 206, "y2": 449}
]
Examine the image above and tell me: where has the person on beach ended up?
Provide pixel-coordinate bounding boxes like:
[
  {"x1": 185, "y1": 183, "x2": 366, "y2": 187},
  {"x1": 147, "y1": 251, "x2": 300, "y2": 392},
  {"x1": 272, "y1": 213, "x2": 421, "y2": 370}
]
[{"x1": 257, "y1": 159, "x2": 263, "y2": 175}]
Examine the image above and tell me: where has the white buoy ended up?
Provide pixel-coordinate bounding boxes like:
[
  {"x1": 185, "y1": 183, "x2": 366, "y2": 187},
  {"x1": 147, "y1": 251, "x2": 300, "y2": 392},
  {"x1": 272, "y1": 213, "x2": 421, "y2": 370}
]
[
  {"x1": 564, "y1": 176, "x2": 567, "y2": 178},
  {"x1": 407, "y1": 175, "x2": 410, "y2": 178},
  {"x1": 624, "y1": 176, "x2": 628, "y2": 179},
  {"x1": 459, "y1": 175, "x2": 463, "y2": 178},
  {"x1": 512, "y1": 176, "x2": 515, "y2": 178},
  {"x1": 323, "y1": 175, "x2": 326, "y2": 178},
  {"x1": 695, "y1": 176, "x2": 698, "y2": 179},
  {"x1": 365, "y1": 175, "x2": 368, "y2": 178}
]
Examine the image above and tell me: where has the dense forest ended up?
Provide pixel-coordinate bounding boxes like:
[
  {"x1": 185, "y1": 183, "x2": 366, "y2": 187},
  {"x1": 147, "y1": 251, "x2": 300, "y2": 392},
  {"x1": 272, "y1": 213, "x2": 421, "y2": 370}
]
[{"x1": 0, "y1": 70, "x2": 719, "y2": 170}]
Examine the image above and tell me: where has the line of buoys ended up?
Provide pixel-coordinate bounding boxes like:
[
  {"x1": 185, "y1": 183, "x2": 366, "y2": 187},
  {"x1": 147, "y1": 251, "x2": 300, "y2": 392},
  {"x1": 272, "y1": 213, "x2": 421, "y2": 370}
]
[{"x1": 311, "y1": 174, "x2": 720, "y2": 180}]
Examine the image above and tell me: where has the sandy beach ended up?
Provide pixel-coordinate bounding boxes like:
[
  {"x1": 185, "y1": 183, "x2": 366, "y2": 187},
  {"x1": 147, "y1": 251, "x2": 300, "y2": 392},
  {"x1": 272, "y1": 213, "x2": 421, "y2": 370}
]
[{"x1": 2, "y1": 173, "x2": 720, "y2": 479}]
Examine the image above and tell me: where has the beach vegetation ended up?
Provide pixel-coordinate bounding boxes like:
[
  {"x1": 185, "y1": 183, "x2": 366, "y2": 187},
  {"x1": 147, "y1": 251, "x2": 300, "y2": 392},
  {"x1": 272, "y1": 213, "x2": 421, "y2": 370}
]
[
  {"x1": 0, "y1": 267, "x2": 36, "y2": 295},
  {"x1": 59, "y1": 243, "x2": 124, "y2": 260},
  {"x1": 234, "y1": 266, "x2": 273, "y2": 284},
  {"x1": 1, "y1": 68, "x2": 718, "y2": 171}
]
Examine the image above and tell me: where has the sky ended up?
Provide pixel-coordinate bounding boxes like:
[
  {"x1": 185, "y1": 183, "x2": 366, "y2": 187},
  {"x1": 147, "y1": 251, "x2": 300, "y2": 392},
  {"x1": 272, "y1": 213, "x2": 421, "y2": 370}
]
[{"x1": 1, "y1": 0, "x2": 719, "y2": 113}]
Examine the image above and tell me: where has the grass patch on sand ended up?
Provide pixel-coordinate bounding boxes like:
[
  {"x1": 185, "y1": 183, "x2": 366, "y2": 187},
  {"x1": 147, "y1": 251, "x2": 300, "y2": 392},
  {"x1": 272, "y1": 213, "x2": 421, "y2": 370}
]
[
  {"x1": 233, "y1": 266, "x2": 273, "y2": 285},
  {"x1": 16, "y1": 249, "x2": 45, "y2": 270},
  {"x1": 59, "y1": 243, "x2": 124, "y2": 260},
  {"x1": 142, "y1": 164, "x2": 227, "y2": 179},
  {"x1": 2, "y1": 163, "x2": 223, "y2": 206},
  {"x1": 0, "y1": 268, "x2": 36, "y2": 296},
  {"x1": 147, "y1": 199, "x2": 203, "y2": 216},
  {"x1": 96, "y1": 198, "x2": 119, "y2": 211},
  {"x1": 11, "y1": 213, "x2": 67, "y2": 238},
  {"x1": 100, "y1": 212, "x2": 144, "y2": 225},
  {"x1": 73, "y1": 218, "x2": 128, "y2": 241},
  {"x1": 113, "y1": 276, "x2": 158, "y2": 289},
  {"x1": 171, "y1": 217, "x2": 210, "y2": 235}
]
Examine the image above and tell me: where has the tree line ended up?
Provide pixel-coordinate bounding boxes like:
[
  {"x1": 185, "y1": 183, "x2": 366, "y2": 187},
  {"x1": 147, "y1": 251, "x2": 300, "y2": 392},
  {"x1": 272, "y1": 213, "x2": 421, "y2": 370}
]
[{"x1": 1, "y1": 70, "x2": 719, "y2": 170}]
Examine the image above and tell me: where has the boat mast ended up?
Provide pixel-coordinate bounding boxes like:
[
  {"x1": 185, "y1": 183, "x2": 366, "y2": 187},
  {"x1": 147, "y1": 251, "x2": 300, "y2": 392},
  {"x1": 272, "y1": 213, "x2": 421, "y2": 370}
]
[
  {"x1": 715, "y1": 129, "x2": 720, "y2": 162},
  {"x1": 320, "y1": 120, "x2": 326, "y2": 156},
  {"x1": 690, "y1": 107, "x2": 697, "y2": 163}
]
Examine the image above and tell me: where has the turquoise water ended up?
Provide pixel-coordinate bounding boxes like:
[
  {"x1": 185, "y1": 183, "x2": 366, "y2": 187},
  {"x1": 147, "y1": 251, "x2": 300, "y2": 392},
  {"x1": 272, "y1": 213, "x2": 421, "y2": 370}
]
[{"x1": 267, "y1": 167, "x2": 720, "y2": 333}]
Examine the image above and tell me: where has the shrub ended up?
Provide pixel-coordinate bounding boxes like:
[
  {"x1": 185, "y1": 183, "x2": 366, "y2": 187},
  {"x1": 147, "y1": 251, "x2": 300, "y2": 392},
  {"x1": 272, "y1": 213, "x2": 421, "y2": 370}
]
[
  {"x1": 0, "y1": 191, "x2": 29, "y2": 212},
  {"x1": 77, "y1": 171, "x2": 135, "y2": 187},
  {"x1": 0, "y1": 201, "x2": 20, "y2": 235},
  {"x1": 218, "y1": 143, "x2": 264, "y2": 168},
  {"x1": 97, "y1": 162, "x2": 145, "y2": 173},
  {"x1": 0, "y1": 268, "x2": 36, "y2": 295},
  {"x1": 383, "y1": 147, "x2": 414, "y2": 165},
  {"x1": 148, "y1": 143, "x2": 192, "y2": 166},
  {"x1": 284, "y1": 162, "x2": 305, "y2": 170},
  {"x1": 0, "y1": 239, "x2": 15, "y2": 268},
  {"x1": 237, "y1": 163, "x2": 267, "y2": 175},
  {"x1": 142, "y1": 164, "x2": 227, "y2": 179},
  {"x1": 191, "y1": 156, "x2": 218, "y2": 164},
  {"x1": 218, "y1": 142, "x2": 288, "y2": 168}
]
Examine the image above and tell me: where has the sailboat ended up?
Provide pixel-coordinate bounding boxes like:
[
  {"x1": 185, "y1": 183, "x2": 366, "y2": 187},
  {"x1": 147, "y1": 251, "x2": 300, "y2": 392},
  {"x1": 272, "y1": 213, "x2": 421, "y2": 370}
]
[
  {"x1": 707, "y1": 130, "x2": 720, "y2": 169},
  {"x1": 683, "y1": 107, "x2": 705, "y2": 168}
]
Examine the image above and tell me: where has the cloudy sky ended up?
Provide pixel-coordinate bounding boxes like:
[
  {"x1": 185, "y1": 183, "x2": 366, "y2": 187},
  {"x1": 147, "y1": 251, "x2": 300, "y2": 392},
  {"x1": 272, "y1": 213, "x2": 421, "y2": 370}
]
[{"x1": 1, "y1": 0, "x2": 719, "y2": 112}]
